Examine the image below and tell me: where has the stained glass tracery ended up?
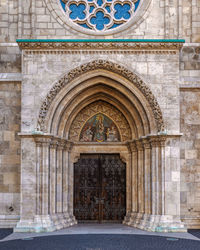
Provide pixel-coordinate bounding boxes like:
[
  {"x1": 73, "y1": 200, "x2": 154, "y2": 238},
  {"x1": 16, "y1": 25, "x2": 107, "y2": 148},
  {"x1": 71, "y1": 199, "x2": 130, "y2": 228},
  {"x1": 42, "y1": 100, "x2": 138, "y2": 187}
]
[{"x1": 60, "y1": 0, "x2": 141, "y2": 31}]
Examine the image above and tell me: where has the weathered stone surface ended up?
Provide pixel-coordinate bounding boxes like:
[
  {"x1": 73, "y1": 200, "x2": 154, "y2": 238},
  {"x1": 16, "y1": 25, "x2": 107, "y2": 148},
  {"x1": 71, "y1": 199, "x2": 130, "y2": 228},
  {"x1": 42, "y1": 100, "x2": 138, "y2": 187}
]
[
  {"x1": 0, "y1": 82, "x2": 21, "y2": 228},
  {"x1": 180, "y1": 90, "x2": 200, "y2": 228},
  {"x1": 0, "y1": 0, "x2": 200, "y2": 231}
]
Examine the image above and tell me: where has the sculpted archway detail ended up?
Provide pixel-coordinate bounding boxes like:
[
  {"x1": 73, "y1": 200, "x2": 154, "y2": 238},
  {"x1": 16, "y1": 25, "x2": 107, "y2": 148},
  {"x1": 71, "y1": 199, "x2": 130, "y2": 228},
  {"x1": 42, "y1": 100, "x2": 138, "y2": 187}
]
[
  {"x1": 37, "y1": 60, "x2": 164, "y2": 133},
  {"x1": 69, "y1": 101, "x2": 131, "y2": 142}
]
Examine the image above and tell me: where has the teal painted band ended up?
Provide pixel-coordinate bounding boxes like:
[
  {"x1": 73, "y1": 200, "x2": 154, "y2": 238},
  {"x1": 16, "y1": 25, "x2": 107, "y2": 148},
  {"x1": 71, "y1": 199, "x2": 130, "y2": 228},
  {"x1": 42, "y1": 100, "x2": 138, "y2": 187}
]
[{"x1": 16, "y1": 39, "x2": 185, "y2": 43}]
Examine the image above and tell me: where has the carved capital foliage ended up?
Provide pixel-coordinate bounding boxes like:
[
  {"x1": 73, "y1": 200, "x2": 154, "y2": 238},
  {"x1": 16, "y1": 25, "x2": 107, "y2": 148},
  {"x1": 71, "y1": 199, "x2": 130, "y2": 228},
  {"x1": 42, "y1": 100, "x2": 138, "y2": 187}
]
[
  {"x1": 142, "y1": 138, "x2": 151, "y2": 149},
  {"x1": 37, "y1": 60, "x2": 165, "y2": 134},
  {"x1": 127, "y1": 141, "x2": 137, "y2": 153},
  {"x1": 34, "y1": 135, "x2": 73, "y2": 151},
  {"x1": 149, "y1": 135, "x2": 167, "y2": 148},
  {"x1": 34, "y1": 136, "x2": 52, "y2": 147},
  {"x1": 50, "y1": 139, "x2": 59, "y2": 149},
  {"x1": 135, "y1": 140, "x2": 143, "y2": 151}
]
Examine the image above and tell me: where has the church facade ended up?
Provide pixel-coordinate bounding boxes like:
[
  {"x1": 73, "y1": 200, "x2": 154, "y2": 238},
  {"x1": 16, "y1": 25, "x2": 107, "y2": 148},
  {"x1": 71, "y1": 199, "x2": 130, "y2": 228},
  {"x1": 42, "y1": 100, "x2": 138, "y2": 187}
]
[{"x1": 0, "y1": 0, "x2": 200, "y2": 232}]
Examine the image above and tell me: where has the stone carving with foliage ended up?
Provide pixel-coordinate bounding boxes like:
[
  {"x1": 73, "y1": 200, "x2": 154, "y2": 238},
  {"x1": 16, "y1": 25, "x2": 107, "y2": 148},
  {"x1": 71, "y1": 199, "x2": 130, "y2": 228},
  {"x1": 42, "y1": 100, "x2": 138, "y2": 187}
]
[{"x1": 37, "y1": 60, "x2": 164, "y2": 132}]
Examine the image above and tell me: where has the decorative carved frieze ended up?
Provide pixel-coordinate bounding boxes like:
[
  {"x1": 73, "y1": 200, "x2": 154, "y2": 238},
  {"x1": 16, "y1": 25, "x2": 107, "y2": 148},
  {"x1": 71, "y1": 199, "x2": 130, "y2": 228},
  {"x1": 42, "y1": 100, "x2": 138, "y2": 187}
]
[
  {"x1": 36, "y1": 60, "x2": 165, "y2": 133},
  {"x1": 17, "y1": 41, "x2": 183, "y2": 51}
]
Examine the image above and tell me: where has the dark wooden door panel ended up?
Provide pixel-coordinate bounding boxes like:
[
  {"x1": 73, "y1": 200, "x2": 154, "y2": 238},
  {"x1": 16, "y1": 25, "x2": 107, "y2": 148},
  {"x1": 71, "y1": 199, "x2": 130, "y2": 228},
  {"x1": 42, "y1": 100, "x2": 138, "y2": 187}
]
[
  {"x1": 74, "y1": 155, "x2": 100, "y2": 221},
  {"x1": 101, "y1": 155, "x2": 126, "y2": 221},
  {"x1": 74, "y1": 154, "x2": 126, "y2": 222}
]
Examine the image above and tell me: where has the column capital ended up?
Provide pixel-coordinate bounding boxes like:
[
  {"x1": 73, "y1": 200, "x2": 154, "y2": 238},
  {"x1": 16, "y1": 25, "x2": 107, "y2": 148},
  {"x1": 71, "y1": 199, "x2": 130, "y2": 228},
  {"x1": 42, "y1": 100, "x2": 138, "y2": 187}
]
[
  {"x1": 34, "y1": 135, "x2": 52, "y2": 147},
  {"x1": 127, "y1": 141, "x2": 137, "y2": 152},
  {"x1": 50, "y1": 138, "x2": 59, "y2": 149},
  {"x1": 149, "y1": 135, "x2": 167, "y2": 147},
  {"x1": 136, "y1": 140, "x2": 143, "y2": 151},
  {"x1": 64, "y1": 141, "x2": 73, "y2": 152},
  {"x1": 141, "y1": 138, "x2": 151, "y2": 149}
]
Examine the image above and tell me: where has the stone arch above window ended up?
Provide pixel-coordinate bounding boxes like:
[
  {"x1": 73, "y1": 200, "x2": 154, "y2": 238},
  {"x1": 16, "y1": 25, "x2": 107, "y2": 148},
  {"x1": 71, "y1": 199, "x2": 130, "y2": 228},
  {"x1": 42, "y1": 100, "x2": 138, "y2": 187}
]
[
  {"x1": 44, "y1": 0, "x2": 152, "y2": 35},
  {"x1": 69, "y1": 101, "x2": 131, "y2": 142}
]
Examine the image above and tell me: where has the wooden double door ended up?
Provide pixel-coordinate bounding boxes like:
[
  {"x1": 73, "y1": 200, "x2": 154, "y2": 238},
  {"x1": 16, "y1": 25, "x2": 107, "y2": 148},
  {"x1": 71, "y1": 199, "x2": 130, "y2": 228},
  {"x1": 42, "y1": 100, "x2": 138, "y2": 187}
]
[{"x1": 74, "y1": 154, "x2": 126, "y2": 222}]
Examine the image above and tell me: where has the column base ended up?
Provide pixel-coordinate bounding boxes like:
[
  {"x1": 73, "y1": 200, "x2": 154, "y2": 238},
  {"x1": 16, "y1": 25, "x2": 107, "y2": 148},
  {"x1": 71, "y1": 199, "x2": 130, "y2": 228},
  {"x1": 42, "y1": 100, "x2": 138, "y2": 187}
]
[
  {"x1": 124, "y1": 213, "x2": 187, "y2": 232},
  {"x1": 14, "y1": 213, "x2": 77, "y2": 233},
  {"x1": 123, "y1": 211, "x2": 132, "y2": 224}
]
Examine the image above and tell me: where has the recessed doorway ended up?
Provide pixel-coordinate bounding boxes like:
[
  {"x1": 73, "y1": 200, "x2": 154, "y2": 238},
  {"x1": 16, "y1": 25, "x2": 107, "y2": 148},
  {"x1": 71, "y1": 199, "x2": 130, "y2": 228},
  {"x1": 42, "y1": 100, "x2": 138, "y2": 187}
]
[{"x1": 74, "y1": 154, "x2": 126, "y2": 223}]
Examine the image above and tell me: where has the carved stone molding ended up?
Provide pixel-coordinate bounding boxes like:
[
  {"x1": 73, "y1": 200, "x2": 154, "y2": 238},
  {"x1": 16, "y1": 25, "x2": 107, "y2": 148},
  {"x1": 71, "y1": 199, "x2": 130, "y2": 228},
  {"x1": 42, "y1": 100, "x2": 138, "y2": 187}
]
[
  {"x1": 36, "y1": 60, "x2": 165, "y2": 133},
  {"x1": 127, "y1": 134, "x2": 167, "y2": 152},
  {"x1": 19, "y1": 133, "x2": 73, "y2": 151},
  {"x1": 69, "y1": 101, "x2": 132, "y2": 142},
  {"x1": 18, "y1": 41, "x2": 183, "y2": 52}
]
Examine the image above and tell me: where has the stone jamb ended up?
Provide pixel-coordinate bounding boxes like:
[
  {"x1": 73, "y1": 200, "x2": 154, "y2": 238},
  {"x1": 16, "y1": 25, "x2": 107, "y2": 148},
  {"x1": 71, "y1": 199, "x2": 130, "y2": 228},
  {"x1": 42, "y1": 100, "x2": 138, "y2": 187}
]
[{"x1": 15, "y1": 134, "x2": 76, "y2": 232}]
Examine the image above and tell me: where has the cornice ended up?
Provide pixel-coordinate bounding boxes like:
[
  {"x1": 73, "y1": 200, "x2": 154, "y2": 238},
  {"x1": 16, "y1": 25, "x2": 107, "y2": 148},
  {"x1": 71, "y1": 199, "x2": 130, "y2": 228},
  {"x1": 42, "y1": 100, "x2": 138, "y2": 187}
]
[{"x1": 16, "y1": 39, "x2": 184, "y2": 53}]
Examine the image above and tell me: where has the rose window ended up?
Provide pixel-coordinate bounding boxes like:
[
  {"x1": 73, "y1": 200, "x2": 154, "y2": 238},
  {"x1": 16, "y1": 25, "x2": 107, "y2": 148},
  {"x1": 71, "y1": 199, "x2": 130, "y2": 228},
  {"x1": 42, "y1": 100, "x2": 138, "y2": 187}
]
[{"x1": 60, "y1": 0, "x2": 141, "y2": 32}]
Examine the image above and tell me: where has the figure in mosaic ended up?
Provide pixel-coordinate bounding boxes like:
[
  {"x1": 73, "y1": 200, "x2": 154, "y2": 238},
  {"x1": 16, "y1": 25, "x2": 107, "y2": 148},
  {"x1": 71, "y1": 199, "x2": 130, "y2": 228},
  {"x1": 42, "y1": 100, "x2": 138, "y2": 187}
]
[
  {"x1": 94, "y1": 114, "x2": 106, "y2": 142},
  {"x1": 80, "y1": 126, "x2": 93, "y2": 142},
  {"x1": 79, "y1": 113, "x2": 120, "y2": 142},
  {"x1": 106, "y1": 126, "x2": 118, "y2": 142}
]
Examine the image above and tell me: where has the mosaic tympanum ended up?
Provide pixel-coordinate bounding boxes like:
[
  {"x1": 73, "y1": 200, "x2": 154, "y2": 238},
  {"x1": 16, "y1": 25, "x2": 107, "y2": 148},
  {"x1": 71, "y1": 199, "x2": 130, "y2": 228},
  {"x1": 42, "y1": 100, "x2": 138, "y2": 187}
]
[{"x1": 80, "y1": 113, "x2": 120, "y2": 142}]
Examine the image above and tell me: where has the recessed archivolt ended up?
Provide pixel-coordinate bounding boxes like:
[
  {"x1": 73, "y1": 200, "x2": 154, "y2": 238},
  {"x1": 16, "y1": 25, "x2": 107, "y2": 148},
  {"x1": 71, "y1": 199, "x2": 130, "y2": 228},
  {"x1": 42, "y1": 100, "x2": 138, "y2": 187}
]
[
  {"x1": 37, "y1": 60, "x2": 164, "y2": 133},
  {"x1": 69, "y1": 101, "x2": 131, "y2": 142}
]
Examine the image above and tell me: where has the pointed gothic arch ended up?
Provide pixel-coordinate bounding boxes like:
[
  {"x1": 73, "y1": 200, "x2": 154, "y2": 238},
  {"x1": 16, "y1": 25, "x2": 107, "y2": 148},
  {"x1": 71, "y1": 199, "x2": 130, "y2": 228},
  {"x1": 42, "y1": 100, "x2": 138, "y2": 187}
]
[{"x1": 37, "y1": 60, "x2": 164, "y2": 137}]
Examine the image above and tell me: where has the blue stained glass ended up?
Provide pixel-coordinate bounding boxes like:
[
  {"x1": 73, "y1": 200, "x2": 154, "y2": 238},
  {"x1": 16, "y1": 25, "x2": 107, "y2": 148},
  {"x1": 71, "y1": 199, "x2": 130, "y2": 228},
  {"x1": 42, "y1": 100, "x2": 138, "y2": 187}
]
[
  {"x1": 60, "y1": 0, "x2": 141, "y2": 31},
  {"x1": 90, "y1": 11, "x2": 110, "y2": 30},
  {"x1": 60, "y1": 0, "x2": 66, "y2": 11},
  {"x1": 89, "y1": 6, "x2": 95, "y2": 13},
  {"x1": 105, "y1": 6, "x2": 111, "y2": 13},
  {"x1": 114, "y1": 3, "x2": 131, "y2": 20},
  {"x1": 134, "y1": 0, "x2": 140, "y2": 11},
  {"x1": 97, "y1": 0, "x2": 103, "y2": 6},
  {"x1": 69, "y1": 3, "x2": 86, "y2": 20},
  {"x1": 78, "y1": 23, "x2": 92, "y2": 29}
]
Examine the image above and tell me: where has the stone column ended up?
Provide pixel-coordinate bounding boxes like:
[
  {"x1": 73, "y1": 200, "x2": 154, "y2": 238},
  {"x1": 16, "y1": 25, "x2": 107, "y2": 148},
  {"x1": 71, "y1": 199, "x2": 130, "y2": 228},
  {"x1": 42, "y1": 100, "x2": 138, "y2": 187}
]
[
  {"x1": 35, "y1": 138, "x2": 42, "y2": 216},
  {"x1": 15, "y1": 135, "x2": 56, "y2": 233},
  {"x1": 124, "y1": 141, "x2": 138, "y2": 226},
  {"x1": 143, "y1": 138, "x2": 151, "y2": 215},
  {"x1": 134, "y1": 139, "x2": 144, "y2": 226},
  {"x1": 49, "y1": 138, "x2": 58, "y2": 228},
  {"x1": 14, "y1": 136, "x2": 38, "y2": 232},
  {"x1": 139, "y1": 137, "x2": 152, "y2": 229},
  {"x1": 62, "y1": 141, "x2": 72, "y2": 226},
  {"x1": 56, "y1": 139, "x2": 64, "y2": 213},
  {"x1": 34, "y1": 136, "x2": 55, "y2": 231},
  {"x1": 54, "y1": 138, "x2": 66, "y2": 229},
  {"x1": 68, "y1": 148, "x2": 77, "y2": 224}
]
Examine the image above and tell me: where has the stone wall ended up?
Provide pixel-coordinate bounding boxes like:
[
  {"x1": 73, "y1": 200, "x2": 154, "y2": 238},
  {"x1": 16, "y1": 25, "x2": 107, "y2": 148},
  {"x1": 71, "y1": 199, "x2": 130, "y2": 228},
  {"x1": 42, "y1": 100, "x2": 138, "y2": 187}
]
[
  {"x1": 180, "y1": 90, "x2": 200, "y2": 228},
  {"x1": 0, "y1": 0, "x2": 200, "y2": 42},
  {"x1": 0, "y1": 82, "x2": 21, "y2": 227},
  {"x1": 180, "y1": 44, "x2": 200, "y2": 83},
  {"x1": 21, "y1": 50, "x2": 180, "y2": 135}
]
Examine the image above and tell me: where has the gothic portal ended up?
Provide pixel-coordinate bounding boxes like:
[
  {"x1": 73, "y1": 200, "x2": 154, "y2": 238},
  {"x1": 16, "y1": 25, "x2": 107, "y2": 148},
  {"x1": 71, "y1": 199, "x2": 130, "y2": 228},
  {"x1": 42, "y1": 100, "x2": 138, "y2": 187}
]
[{"x1": 0, "y1": 0, "x2": 200, "y2": 233}]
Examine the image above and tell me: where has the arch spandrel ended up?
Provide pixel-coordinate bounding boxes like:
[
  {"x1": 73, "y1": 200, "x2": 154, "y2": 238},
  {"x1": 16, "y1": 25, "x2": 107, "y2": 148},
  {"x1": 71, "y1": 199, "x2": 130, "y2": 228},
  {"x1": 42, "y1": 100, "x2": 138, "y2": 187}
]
[
  {"x1": 37, "y1": 60, "x2": 164, "y2": 138},
  {"x1": 69, "y1": 101, "x2": 131, "y2": 142}
]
